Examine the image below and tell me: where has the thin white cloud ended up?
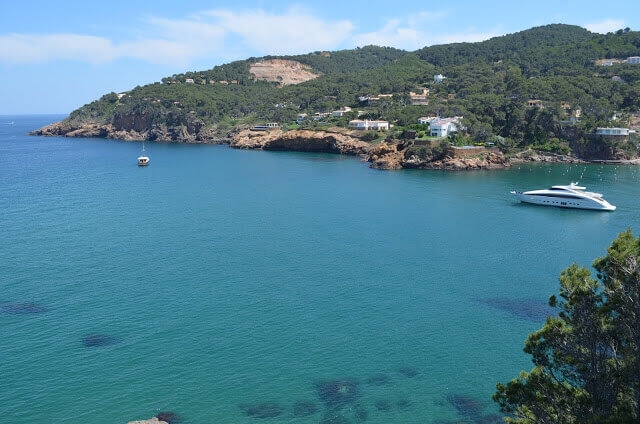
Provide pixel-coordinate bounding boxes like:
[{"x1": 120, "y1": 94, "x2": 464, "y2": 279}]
[
  {"x1": 202, "y1": 8, "x2": 354, "y2": 54},
  {"x1": 0, "y1": 34, "x2": 117, "y2": 64},
  {"x1": 0, "y1": 8, "x2": 502, "y2": 66},
  {"x1": 585, "y1": 19, "x2": 625, "y2": 34},
  {"x1": 0, "y1": 8, "x2": 353, "y2": 65}
]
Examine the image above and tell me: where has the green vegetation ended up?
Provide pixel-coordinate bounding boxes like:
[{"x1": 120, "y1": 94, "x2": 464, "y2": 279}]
[
  {"x1": 495, "y1": 230, "x2": 640, "y2": 423},
  {"x1": 65, "y1": 24, "x2": 640, "y2": 157}
]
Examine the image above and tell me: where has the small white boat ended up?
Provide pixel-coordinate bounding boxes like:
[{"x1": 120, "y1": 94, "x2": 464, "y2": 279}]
[
  {"x1": 137, "y1": 141, "x2": 149, "y2": 166},
  {"x1": 511, "y1": 183, "x2": 616, "y2": 211}
]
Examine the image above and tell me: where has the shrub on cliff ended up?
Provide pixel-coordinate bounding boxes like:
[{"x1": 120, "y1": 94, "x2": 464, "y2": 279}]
[{"x1": 360, "y1": 131, "x2": 379, "y2": 142}]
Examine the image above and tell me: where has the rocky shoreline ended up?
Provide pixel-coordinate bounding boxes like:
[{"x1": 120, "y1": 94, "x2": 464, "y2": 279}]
[
  {"x1": 29, "y1": 121, "x2": 227, "y2": 144},
  {"x1": 28, "y1": 121, "x2": 637, "y2": 170}
]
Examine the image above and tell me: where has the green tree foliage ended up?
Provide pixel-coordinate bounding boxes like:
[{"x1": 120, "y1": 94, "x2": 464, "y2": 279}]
[
  {"x1": 495, "y1": 230, "x2": 640, "y2": 423},
  {"x1": 64, "y1": 24, "x2": 640, "y2": 156}
]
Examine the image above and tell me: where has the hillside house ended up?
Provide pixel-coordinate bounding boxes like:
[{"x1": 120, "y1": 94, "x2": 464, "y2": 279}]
[
  {"x1": 612, "y1": 76, "x2": 625, "y2": 82},
  {"x1": 117, "y1": 93, "x2": 127, "y2": 99},
  {"x1": 570, "y1": 109, "x2": 582, "y2": 123},
  {"x1": 418, "y1": 116, "x2": 438, "y2": 125},
  {"x1": 429, "y1": 117, "x2": 462, "y2": 137},
  {"x1": 231, "y1": 80, "x2": 238, "y2": 84},
  {"x1": 348, "y1": 120, "x2": 389, "y2": 130},
  {"x1": 434, "y1": 74, "x2": 446, "y2": 83},
  {"x1": 313, "y1": 112, "x2": 332, "y2": 121},
  {"x1": 219, "y1": 80, "x2": 229, "y2": 85},
  {"x1": 209, "y1": 80, "x2": 216, "y2": 84},
  {"x1": 296, "y1": 113, "x2": 308, "y2": 123},
  {"x1": 409, "y1": 88, "x2": 429, "y2": 105},
  {"x1": 251, "y1": 123, "x2": 280, "y2": 131},
  {"x1": 596, "y1": 127, "x2": 629, "y2": 136},
  {"x1": 332, "y1": 107, "x2": 352, "y2": 117},
  {"x1": 628, "y1": 56, "x2": 640, "y2": 64},
  {"x1": 527, "y1": 99, "x2": 544, "y2": 108},
  {"x1": 185, "y1": 78, "x2": 194, "y2": 84}
]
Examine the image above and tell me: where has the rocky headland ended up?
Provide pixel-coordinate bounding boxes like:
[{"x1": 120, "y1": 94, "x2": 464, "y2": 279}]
[
  {"x1": 29, "y1": 118, "x2": 225, "y2": 144},
  {"x1": 29, "y1": 120, "x2": 635, "y2": 171},
  {"x1": 230, "y1": 128, "x2": 370, "y2": 155}
]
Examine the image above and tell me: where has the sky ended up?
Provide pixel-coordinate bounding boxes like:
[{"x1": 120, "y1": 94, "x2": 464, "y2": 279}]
[{"x1": 1, "y1": 0, "x2": 638, "y2": 114}]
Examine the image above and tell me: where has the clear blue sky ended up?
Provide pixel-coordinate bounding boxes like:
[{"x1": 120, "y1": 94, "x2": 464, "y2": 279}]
[{"x1": 1, "y1": 0, "x2": 638, "y2": 114}]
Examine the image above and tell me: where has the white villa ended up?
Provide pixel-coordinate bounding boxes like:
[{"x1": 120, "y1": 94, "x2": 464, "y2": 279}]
[
  {"x1": 410, "y1": 88, "x2": 429, "y2": 105},
  {"x1": 313, "y1": 112, "x2": 332, "y2": 121},
  {"x1": 332, "y1": 107, "x2": 352, "y2": 117},
  {"x1": 596, "y1": 127, "x2": 629, "y2": 136},
  {"x1": 348, "y1": 120, "x2": 389, "y2": 130},
  {"x1": 428, "y1": 117, "x2": 462, "y2": 137},
  {"x1": 434, "y1": 74, "x2": 446, "y2": 83},
  {"x1": 185, "y1": 78, "x2": 194, "y2": 83},
  {"x1": 418, "y1": 116, "x2": 438, "y2": 125},
  {"x1": 296, "y1": 113, "x2": 308, "y2": 123}
]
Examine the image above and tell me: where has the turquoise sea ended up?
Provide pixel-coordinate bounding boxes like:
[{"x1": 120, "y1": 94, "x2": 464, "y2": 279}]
[{"x1": 2, "y1": 115, "x2": 639, "y2": 424}]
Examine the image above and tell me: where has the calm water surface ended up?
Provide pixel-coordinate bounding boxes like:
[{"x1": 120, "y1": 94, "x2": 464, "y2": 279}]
[{"x1": 1, "y1": 115, "x2": 639, "y2": 423}]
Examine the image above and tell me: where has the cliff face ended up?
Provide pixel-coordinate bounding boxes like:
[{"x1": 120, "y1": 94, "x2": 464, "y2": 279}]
[
  {"x1": 230, "y1": 129, "x2": 371, "y2": 155},
  {"x1": 29, "y1": 117, "x2": 225, "y2": 144},
  {"x1": 368, "y1": 143, "x2": 511, "y2": 170}
]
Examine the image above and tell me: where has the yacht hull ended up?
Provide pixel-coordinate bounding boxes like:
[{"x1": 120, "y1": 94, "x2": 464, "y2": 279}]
[{"x1": 513, "y1": 193, "x2": 615, "y2": 211}]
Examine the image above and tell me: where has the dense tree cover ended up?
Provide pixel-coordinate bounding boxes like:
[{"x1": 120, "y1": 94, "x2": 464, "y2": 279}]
[
  {"x1": 274, "y1": 45, "x2": 407, "y2": 74},
  {"x1": 67, "y1": 24, "x2": 640, "y2": 155},
  {"x1": 495, "y1": 230, "x2": 640, "y2": 424}
]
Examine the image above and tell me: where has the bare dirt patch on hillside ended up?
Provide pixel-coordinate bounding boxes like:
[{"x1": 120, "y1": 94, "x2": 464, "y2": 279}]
[{"x1": 249, "y1": 59, "x2": 319, "y2": 86}]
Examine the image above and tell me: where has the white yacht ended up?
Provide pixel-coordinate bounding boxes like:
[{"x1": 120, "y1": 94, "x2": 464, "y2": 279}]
[
  {"x1": 137, "y1": 141, "x2": 149, "y2": 166},
  {"x1": 511, "y1": 183, "x2": 616, "y2": 211}
]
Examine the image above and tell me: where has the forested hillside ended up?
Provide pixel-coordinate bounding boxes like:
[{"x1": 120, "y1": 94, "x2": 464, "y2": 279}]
[{"x1": 58, "y1": 24, "x2": 640, "y2": 158}]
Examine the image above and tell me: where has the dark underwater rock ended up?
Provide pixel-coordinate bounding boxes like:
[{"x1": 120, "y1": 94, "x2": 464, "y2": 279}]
[
  {"x1": 0, "y1": 302, "x2": 48, "y2": 314},
  {"x1": 319, "y1": 410, "x2": 351, "y2": 424},
  {"x1": 81, "y1": 333, "x2": 121, "y2": 347},
  {"x1": 365, "y1": 373, "x2": 392, "y2": 386},
  {"x1": 374, "y1": 400, "x2": 393, "y2": 412},
  {"x1": 445, "y1": 393, "x2": 485, "y2": 419},
  {"x1": 396, "y1": 398, "x2": 412, "y2": 410},
  {"x1": 397, "y1": 367, "x2": 420, "y2": 378},
  {"x1": 292, "y1": 400, "x2": 318, "y2": 417},
  {"x1": 478, "y1": 297, "x2": 555, "y2": 322},
  {"x1": 240, "y1": 403, "x2": 283, "y2": 419},
  {"x1": 156, "y1": 411, "x2": 181, "y2": 424},
  {"x1": 354, "y1": 406, "x2": 369, "y2": 422},
  {"x1": 315, "y1": 379, "x2": 359, "y2": 408}
]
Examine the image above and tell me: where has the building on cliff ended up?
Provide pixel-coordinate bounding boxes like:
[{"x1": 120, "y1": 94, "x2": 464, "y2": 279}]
[
  {"x1": 348, "y1": 120, "x2": 389, "y2": 130},
  {"x1": 427, "y1": 117, "x2": 463, "y2": 138}
]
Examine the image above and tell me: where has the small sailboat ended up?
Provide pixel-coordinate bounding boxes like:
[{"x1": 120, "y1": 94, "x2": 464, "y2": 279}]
[{"x1": 137, "y1": 141, "x2": 149, "y2": 166}]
